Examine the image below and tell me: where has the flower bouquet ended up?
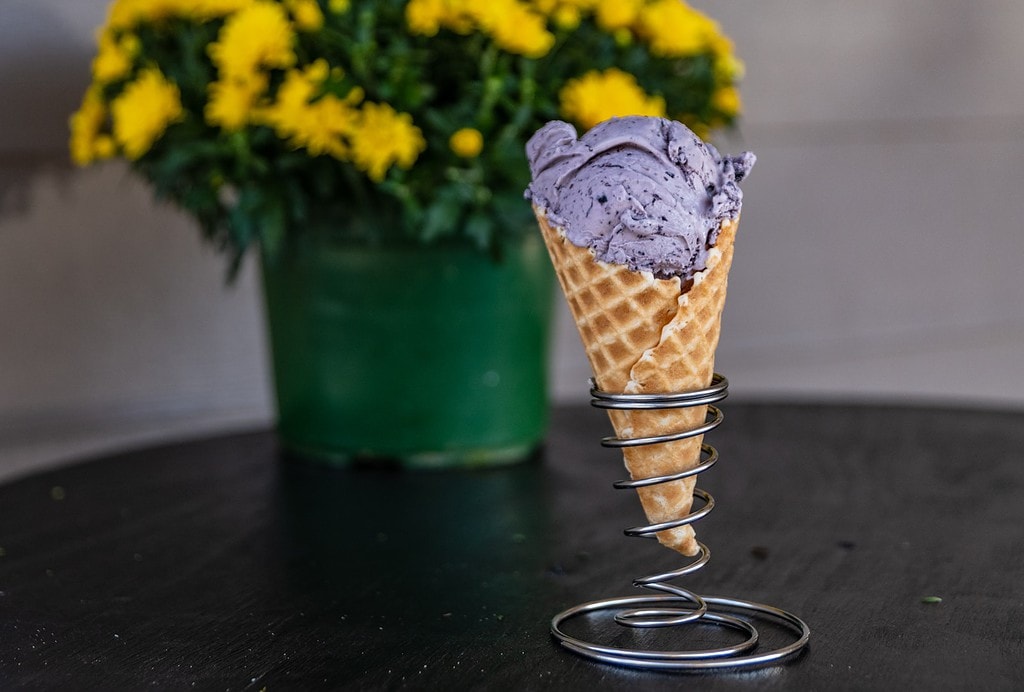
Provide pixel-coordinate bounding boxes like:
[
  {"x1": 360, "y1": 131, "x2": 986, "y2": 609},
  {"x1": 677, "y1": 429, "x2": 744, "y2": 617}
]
[{"x1": 71, "y1": 0, "x2": 745, "y2": 465}]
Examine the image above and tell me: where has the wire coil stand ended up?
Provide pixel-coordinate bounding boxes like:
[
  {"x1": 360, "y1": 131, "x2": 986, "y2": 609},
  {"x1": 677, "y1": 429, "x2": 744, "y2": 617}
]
[{"x1": 550, "y1": 373, "x2": 810, "y2": 671}]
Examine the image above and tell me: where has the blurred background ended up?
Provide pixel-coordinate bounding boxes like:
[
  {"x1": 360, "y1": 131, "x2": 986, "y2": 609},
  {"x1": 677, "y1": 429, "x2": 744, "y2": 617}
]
[{"x1": 2, "y1": 0, "x2": 1023, "y2": 482}]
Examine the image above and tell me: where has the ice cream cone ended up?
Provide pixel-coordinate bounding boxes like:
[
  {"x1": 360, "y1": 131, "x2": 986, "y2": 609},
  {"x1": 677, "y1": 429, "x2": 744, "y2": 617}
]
[{"x1": 536, "y1": 206, "x2": 737, "y2": 557}]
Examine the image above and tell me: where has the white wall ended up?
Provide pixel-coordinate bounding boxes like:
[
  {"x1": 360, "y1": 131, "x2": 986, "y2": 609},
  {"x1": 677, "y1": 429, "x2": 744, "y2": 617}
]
[
  {"x1": 554, "y1": 0, "x2": 1024, "y2": 405},
  {"x1": 1, "y1": 0, "x2": 272, "y2": 480},
  {"x1": 717, "y1": 0, "x2": 1024, "y2": 406},
  {"x1": 3, "y1": 1, "x2": 1024, "y2": 481}
]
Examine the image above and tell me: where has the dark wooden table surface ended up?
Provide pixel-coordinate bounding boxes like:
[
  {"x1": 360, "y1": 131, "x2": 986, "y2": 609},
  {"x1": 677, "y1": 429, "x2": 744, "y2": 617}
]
[{"x1": 1, "y1": 402, "x2": 1023, "y2": 690}]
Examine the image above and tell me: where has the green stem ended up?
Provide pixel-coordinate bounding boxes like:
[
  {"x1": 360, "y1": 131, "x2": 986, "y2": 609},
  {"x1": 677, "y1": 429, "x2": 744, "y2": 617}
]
[
  {"x1": 351, "y1": 7, "x2": 377, "y2": 92},
  {"x1": 476, "y1": 42, "x2": 501, "y2": 129},
  {"x1": 496, "y1": 59, "x2": 536, "y2": 148}
]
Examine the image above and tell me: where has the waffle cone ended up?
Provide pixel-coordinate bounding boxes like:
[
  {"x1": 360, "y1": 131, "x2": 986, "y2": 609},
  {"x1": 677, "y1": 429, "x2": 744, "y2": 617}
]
[{"x1": 536, "y1": 207, "x2": 737, "y2": 557}]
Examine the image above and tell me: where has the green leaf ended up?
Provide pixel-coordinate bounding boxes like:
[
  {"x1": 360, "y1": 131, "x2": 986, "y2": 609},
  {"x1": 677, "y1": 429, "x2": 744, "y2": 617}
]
[
  {"x1": 464, "y1": 212, "x2": 494, "y2": 250},
  {"x1": 421, "y1": 186, "x2": 464, "y2": 242}
]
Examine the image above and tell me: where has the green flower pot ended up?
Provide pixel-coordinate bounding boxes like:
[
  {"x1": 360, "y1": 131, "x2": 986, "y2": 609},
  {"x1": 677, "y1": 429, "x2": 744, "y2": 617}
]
[{"x1": 261, "y1": 230, "x2": 555, "y2": 469}]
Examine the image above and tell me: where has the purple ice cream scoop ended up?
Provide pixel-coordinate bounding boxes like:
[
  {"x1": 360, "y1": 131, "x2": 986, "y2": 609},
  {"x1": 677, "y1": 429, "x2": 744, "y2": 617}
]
[{"x1": 525, "y1": 116, "x2": 754, "y2": 281}]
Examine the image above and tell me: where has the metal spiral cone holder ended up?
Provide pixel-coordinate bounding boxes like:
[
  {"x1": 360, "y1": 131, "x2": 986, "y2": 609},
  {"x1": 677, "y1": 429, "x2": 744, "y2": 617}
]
[{"x1": 550, "y1": 374, "x2": 810, "y2": 671}]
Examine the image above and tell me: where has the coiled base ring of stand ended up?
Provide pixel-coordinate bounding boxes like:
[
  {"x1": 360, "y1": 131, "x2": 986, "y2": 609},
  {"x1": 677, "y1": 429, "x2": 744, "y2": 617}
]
[
  {"x1": 550, "y1": 590, "x2": 810, "y2": 671},
  {"x1": 550, "y1": 374, "x2": 810, "y2": 671}
]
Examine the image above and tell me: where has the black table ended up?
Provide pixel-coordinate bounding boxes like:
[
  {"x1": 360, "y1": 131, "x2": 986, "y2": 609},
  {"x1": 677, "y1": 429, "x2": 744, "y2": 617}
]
[{"x1": 2, "y1": 402, "x2": 1023, "y2": 690}]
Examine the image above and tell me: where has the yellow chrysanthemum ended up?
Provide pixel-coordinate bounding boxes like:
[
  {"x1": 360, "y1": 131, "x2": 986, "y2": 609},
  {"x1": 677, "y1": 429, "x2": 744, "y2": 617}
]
[
  {"x1": 286, "y1": 0, "x2": 324, "y2": 31},
  {"x1": 405, "y1": 0, "x2": 472, "y2": 35},
  {"x1": 105, "y1": 0, "x2": 172, "y2": 29},
  {"x1": 208, "y1": 1, "x2": 296, "y2": 81},
  {"x1": 441, "y1": 0, "x2": 477, "y2": 34},
  {"x1": 258, "y1": 74, "x2": 314, "y2": 140},
  {"x1": 638, "y1": 0, "x2": 715, "y2": 57},
  {"x1": 613, "y1": 27, "x2": 632, "y2": 47},
  {"x1": 206, "y1": 74, "x2": 268, "y2": 131},
  {"x1": 407, "y1": 0, "x2": 554, "y2": 57},
  {"x1": 707, "y1": 31, "x2": 735, "y2": 59},
  {"x1": 94, "y1": 136, "x2": 116, "y2": 159},
  {"x1": 530, "y1": 0, "x2": 598, "y2": 16},
  {"x1": 530, "y1": 0, "x2": 597, "y2": 28},
  {"x1": 558, "y1": 68, "x2": 665, "y2": 130},
  {"x1": 104, "y1": 0, "x2": 136, "y2": 29},
  {"x1": 349, "y1": 103, "x2": 426, "y2": 182},
  {"x1": 304, "y1": 95, "x2": 364, "y2": 157},
  {"x1": 551, "y1": 5, "x2": 580, "y2": 30},
  {"x1": 262, "y1": 64, "x2": 321, "y2": 126},
  {"x1": 69, "y1": 88, "x2": 111, "y2": 166},
  {"x1": 110, "y1": 67, "x2": 184, "y2": 159},
  {"x1": 257, "y1": 61, "x2": 363, "y2": 158},
  {"x1": 190, "y1": 0, "x2": 253, "y2": 20},
  {"x1": 714, "y1": 53, "x2": 745, "y2": 83},
  {"x1": 594, "y1": 0, "x2": 643, "y2": 31},
  {"x1": 91, "y1": 30, "x2": 138, "y2": 84},
  {"x1": 405, "y1": 0, "x2": 445, "y2": 35},
  {"x1": 711, "y1": 85, "x2": 741, "y2": 117},
  {"x1": 104, "y1": 0, "x2": 243, "y2": 28},
  {"x1": 482, "y1": 2, "x2": 555, "y2": 57},
  {"x1": 449, "y1": 128, "x2": 483, "y2": 158}
]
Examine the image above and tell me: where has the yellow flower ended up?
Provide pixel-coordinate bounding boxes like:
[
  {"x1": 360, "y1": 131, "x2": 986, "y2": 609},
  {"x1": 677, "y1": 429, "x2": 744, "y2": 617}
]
[
  {"x1": 260, "y1": 64, "x2": 321, "y2": 130},
  {"x1": 110, "y1": 67, "x2": 184, "y2": 159},
  {"x1": 552, "y1": 5, "x2": 580, "y2": 30},
  {"x1": 558, "y1": 68, "x2": 665, "y2": 130},
  {"x1": 714, "y1": 53, "x2": 745, "y2": 83},
  {"x1": 104, "y1": 0, "x2": 241, "y2": 27},
  {"x1": 594, "y1": 0, "x2": 642, "y2": 31},
  {"x1": 257, "y1": 61, "x2": 363, "y2": 158},
  {"x1": 530, "y1": 0, "x2": 596, "y2": 27},
  {"x1": 286, "y1": 0, "x2": 324, "y2": 31},
  {"x1": 329, "y1": 0, "x2": 351, "y2": 13},
  {"x1": 105, "y1": 0, "x2": 169, "y2": 29},
  {"x1": 91, "y1": 30, "x2": 137, "y2": 84},
  {"x1": 94, "y1": 136, "x2": 117, "y2": 159},
  {"x1": 638, "y1": 0, "x2": 714, "y2": 57},
  {"x1": 441, "y1": 0, "x2": 477, "y2": 34},
  {"x1": 69, "y1": 87, "x2": 111, "y2": 166},
  {"x1": 482, "y1": 2, "x2": 555, "y2": 57},
  {"x1": 350, "y1": 102, "x2": 426, "y2": 182},
  {"x1": 706, "y1": 31, "x2": 735, "y2": 59},
  {"x1": 206, "y1": 74, "x2": 268, "y2": 131},
  {"x1": 449, "y1": 128, "x2": 483, "y2": 158},
  {"x1": 405, "y1": 0, "x2": 445, "y2": 35},
  {"x1": 711, "y1": 85, "x2": 741, "y2": 117},
  {"x1": 208, "y1": 1, "x2": 296, "y2": 81},
  {"x1": 408, "y1": 0, "x2": 554, "y2": 57},
  {"x1": 531, "y1": 0, "x2": 598, "y2": 14},
  {"x1": 613, "y1": 27, "x2": 632, "y2": 47},
  {"x1": 191, "y1": 0, "x2": 253, "y2": 20},
  {"x1": 104, "y1": 0, "x2": 137, "y2": 29},
  {"x1": 406, "y1": 0, "x2": 473, "y2": 36},
  {"x1": 310, "y1": 95, "x2": 364, "y2": 157}
]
